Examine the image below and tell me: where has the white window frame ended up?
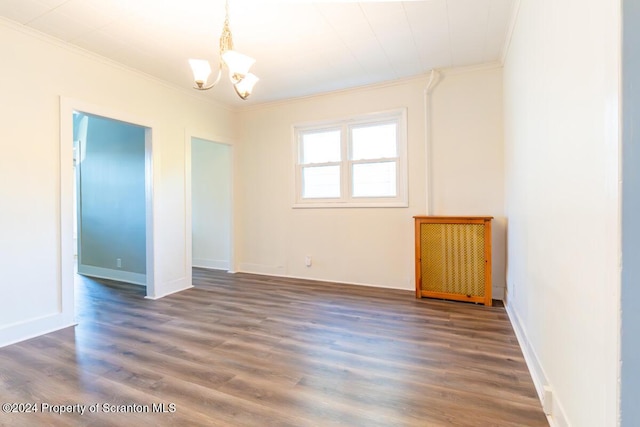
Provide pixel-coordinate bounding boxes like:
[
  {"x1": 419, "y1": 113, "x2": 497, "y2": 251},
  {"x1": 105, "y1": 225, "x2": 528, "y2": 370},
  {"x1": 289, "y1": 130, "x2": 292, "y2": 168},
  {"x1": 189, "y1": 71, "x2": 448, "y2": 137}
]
[{"x1": 293, "y1": 108, "x2": 408, "y2": 208}]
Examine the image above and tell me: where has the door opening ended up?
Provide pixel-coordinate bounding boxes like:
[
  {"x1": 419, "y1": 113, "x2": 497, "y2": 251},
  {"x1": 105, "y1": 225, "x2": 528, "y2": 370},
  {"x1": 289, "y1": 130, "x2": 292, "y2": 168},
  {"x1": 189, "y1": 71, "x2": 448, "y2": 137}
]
[
  {"x1": 190, "y1": 137, "x2": 232, "y2": 272},
  {"x1": 73, "y1": 112, "x2": 149, "y2": 286}
]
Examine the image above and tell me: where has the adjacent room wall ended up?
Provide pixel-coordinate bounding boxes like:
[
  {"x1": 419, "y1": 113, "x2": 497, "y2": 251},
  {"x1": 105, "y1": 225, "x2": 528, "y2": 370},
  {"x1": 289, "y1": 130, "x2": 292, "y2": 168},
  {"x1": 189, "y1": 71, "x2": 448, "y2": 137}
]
[
  {"x1": 191, "y1": 138, "x2": 232, "y2": 271},
  {"x1": 503, "y1": 0, "x2": 620, "y2": 425},
  {"x1": 0, "y1": 18, "x2": 234, "y2": 347},
  {"x1": 621, "y1": 0, "x2": 640, "y2": 423},
  {"x1": 236, "y1": 66, "x2": 505, "y2": 294},
  {"x1": 76, "y1": 113, "x2": 147, "y2": 284}
]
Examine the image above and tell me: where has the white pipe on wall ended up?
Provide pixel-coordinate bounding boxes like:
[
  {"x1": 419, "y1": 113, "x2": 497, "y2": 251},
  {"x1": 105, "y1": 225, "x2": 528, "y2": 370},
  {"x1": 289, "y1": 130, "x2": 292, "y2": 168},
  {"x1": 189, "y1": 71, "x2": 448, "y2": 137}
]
[{"x1": 423, "y1": 69, "x2": 441, "y2": 215}]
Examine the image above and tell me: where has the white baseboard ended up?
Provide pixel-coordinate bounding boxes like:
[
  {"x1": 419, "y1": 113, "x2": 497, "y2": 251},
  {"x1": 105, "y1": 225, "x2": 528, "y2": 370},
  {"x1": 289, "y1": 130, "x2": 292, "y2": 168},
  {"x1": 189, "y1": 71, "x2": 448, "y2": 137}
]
[
  {"x1": 78, "y1": 264, "x2": 146, "y2": 286},
  {"x1": 193, "y1": 266, "x2": 228, "y2": 272},
  {"x1": 505, "y1": 301, "x2": 569, "y2": 427},
  {"x1": 145, "y1": 284, "x2": 193, "y2": 300},
  {"x1": 235, "y1": 267, "x2": 410, "y2": 291},
  {"x1": 238, "y1": 263, "x2": 287, "y2": 276},
  {"x1": 145, "y1": 276, "x2": 193, "y2": 300},
  {"x1": 193, "y1": 258, "x2": 229, "y2": 270},
  {"x1": 0, "y1": 312, "x2": 76, "y2": 348}
]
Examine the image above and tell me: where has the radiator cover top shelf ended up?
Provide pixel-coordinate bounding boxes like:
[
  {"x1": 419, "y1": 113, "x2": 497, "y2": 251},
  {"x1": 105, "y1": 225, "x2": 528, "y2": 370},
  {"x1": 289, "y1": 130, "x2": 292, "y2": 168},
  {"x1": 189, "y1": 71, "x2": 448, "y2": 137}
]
[{"x1": 414, "y1": 216, "x2": 493, "y2": 306}]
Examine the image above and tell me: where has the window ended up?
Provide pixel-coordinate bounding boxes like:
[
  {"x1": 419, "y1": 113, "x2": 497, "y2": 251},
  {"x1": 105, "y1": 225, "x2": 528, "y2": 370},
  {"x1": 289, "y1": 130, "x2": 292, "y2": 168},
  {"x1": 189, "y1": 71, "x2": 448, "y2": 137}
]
[{"x1": 294, "y1": 109, "x2": 407, "y2": 208}]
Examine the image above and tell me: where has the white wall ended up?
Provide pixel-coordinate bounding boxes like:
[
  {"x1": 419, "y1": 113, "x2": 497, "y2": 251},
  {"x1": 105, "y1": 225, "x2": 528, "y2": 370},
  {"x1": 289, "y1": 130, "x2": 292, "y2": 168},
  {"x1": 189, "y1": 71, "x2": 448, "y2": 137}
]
[
  {"x1": 0, "y1": 19, "x2": 234, "y2": 347},
  {"x1": 191, "y1": 138, "x2": 232, "y2": 270},
  {"x1": 236, "y1": 67, "x2": 504, "y2": 294},
  {"x1": 503, "y1": 0, "x2": 621, "y2": 425},
  {"x1": 431, "y1": 66, "x2": 506, "y2": 299}
]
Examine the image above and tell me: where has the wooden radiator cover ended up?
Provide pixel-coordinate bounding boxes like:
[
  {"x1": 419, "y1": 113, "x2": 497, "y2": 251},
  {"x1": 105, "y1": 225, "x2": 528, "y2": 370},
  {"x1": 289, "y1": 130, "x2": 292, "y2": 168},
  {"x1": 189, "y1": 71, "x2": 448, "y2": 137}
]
[{"x1": 414, "y1": 216, "x2": 493, "y2": 306}]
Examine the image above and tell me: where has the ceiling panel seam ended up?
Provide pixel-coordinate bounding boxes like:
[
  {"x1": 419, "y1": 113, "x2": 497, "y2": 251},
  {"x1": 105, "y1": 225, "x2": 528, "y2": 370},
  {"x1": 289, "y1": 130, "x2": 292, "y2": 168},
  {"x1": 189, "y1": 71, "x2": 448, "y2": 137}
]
[
  {"x1": 444, "y1": 0, "x2": 454, "y2": 68},
  {"x1": 402, "y1": 2, "x2": 426, "y2": 72},
  {"x1": 25, "y1": 0, "x2": 71, "y2": 25},
  {"x1": 358, "y1": 2, "x2": 397, "y2": 80},
  {"x1": 314, "y1": 3, "x2": 367, "y2": 77}
]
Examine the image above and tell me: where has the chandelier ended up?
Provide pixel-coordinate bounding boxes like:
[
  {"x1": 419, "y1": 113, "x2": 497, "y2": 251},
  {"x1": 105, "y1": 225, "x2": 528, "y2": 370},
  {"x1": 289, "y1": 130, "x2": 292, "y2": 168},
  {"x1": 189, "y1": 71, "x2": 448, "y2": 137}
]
[{"x1": 189, "y1": 0, "x2": 258, "y2": 100}]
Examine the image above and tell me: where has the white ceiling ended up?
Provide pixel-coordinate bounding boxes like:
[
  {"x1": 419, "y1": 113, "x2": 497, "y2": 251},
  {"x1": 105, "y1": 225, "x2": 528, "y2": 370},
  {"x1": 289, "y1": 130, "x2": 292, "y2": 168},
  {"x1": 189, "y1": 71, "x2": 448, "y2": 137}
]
[{"x1": 0, "y1": 0, "x2": 515, "y2": 107}]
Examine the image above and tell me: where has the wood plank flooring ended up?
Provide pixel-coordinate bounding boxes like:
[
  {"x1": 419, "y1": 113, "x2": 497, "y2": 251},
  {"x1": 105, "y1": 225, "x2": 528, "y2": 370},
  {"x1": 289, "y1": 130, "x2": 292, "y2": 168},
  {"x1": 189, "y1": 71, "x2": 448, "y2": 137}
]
[{"x1": 0, "y1": 269, "x2": 547, "y2": 426}]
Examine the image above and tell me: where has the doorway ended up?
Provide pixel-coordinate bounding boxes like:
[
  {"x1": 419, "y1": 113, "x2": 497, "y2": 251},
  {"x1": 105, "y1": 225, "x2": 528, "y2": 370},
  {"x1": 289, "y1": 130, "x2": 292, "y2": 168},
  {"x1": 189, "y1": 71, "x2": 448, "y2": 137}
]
[
  {"x1": 60, "y1": 98, "x2": 156, "y2": 312},
  {"x1": 190, "y1": 137, "x2": 232, "y2": 272},
  {"x1": 73, "y1": 112, "x2": 148, "y2": 285}
]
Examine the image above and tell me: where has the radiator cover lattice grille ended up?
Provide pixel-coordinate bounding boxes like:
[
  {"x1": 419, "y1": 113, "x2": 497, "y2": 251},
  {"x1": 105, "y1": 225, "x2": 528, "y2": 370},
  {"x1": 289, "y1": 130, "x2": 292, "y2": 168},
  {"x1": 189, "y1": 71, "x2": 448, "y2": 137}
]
[
  {"x1": 414, "y1": 216, "x2": 492, "y2": 306},
  {"x1": 420, "y1": 223, "x2": 485, "y2": 297}
]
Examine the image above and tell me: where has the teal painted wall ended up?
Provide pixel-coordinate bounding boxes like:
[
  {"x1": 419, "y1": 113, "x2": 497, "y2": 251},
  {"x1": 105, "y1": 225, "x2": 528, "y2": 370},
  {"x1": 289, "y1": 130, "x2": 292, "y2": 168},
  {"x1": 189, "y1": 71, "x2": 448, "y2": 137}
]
[{"x1": 75, "y1": 113, "x2": 147, "y2": 276}]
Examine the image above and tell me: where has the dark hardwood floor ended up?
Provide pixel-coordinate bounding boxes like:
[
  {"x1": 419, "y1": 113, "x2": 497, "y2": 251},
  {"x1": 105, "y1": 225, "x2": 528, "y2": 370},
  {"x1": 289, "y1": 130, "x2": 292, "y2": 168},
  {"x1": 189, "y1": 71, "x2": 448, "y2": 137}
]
[{"x1": 0, "y1": 268, "x2": 547, "y2": 426}]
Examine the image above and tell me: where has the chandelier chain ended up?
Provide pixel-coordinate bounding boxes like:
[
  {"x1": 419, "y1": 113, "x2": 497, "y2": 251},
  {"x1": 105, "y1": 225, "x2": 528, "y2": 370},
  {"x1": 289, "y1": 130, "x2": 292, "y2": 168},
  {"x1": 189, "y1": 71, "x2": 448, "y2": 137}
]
[{"x1": 220, "y1": 0, "x2": 234, "y2": 53}]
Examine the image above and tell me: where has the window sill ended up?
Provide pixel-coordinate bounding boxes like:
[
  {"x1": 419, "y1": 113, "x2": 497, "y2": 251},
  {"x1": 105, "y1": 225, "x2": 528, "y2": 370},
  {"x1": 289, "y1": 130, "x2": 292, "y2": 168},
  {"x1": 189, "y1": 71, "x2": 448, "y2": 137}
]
[{"x1": 292, "y1": 200, "x2": 408, "y2": 209}]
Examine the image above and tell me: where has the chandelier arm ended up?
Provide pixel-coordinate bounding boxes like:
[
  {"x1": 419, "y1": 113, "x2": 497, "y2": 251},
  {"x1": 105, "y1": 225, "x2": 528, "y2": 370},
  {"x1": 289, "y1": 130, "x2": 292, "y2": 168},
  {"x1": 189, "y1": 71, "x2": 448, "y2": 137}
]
[{"x1": 193, "y1": 63, "x2": 223, "y2": 91}]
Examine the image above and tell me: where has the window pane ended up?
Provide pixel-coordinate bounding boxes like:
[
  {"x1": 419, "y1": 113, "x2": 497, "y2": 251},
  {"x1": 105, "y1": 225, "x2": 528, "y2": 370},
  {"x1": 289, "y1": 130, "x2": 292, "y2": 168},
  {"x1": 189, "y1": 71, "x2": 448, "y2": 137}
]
[
  {"x1": 301, "y1": 130, "x2": 341, "y2": 164},
  {"x1": 351, "y1": 123, "x2": 397, "y2": 160},
  {"x1": 302, "y1": 165, "x2": 340, "y2": 198},
  {"x1": 352, "y1": 162, "x2": 396, "y2": 197}
]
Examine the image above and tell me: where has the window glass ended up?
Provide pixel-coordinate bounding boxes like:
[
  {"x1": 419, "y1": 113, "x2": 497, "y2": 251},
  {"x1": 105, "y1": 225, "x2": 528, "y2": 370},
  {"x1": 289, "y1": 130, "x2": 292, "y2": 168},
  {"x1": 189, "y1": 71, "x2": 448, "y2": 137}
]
[
  {"x1": 352, "y1": 162, "x2": 396, "y2": 197},
  {"x1": 351, "y1": 123, "x2": 397, "y2": 160},
  {"x1": 302, "y1": 165, "x2": 340, "y2": 198},
  {"x1": 294, "y1": 109, "x2": 406, "y2": 207},
  {"x1": 301, "y1": 130, "x2": 341, "y2": 164}
]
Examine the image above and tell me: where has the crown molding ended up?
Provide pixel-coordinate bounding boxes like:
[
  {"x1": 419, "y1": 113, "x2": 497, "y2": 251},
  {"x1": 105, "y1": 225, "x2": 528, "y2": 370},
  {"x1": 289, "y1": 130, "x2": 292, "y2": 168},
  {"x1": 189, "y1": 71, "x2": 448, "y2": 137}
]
[
  {"x1": 437, "y1": 61, "x2": 503, "y2": 76},
  {"x1": 0, "y1": 16, "x2": 234, "y2": 113},
  {"x1": 238, "y1": 61, "x2": 503, "y2": 112}
]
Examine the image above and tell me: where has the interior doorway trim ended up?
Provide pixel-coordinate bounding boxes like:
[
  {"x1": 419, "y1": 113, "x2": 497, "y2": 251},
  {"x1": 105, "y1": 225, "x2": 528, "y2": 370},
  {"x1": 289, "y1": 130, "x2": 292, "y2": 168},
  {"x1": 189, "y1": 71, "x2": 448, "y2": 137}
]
[
  {"x1": 59, "y1": 97, "x2": 157, "y2": 301},
  {"x1": 185, "y1": 128, "x2": 236, "y2": 285}
]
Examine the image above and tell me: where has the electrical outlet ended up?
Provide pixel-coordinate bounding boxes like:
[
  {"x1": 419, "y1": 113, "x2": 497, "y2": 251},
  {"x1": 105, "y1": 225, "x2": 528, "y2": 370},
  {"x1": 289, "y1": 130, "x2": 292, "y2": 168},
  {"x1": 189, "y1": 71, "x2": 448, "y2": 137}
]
[
  {"x1": 116, "y1": 258, "x2": 122, "y2": 268},
  {"x1": 305, "y1": 256, "x2": 312, "y2": 267}
]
